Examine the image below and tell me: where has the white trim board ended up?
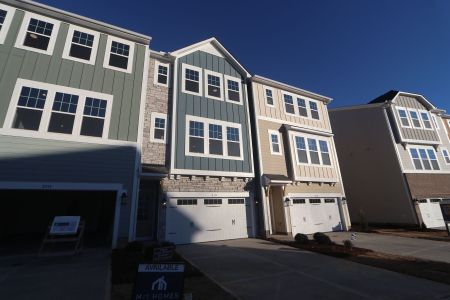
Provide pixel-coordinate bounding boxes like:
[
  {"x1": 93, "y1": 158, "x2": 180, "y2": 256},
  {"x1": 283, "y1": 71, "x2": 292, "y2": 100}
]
[
  {"x1": 170, "y1": 168, "x2": 254, "y2": 178},
  {"x1": 257, "y1": 115, "x2": 332, "y2": 134},
  {"x1": 165, "y1": 191, "x2": 250, "y2": 198},
  {"x1": 0, "y1": 3, "x2": 15, "y2": 44},
  {"x1": 61, "y1": 24, "x2": 101, "y2": 65},
  {"x1": 286, "y1": 193, "x2": 344, "y2": 198}
]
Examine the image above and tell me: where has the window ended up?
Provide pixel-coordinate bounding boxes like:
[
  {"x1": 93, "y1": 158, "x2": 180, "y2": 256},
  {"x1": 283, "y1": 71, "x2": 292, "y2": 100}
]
[
  {"x1": 307, "y1": 138, "x2": 320, "y2": 164},
  {"x1": 319, "y1": 140, "x2": 331, "y2": 165},
  {"x1": 0, "y1": 4, "x2": 15, "y2": 44},
  {"x1": 265, "y1": 88, "x2": 274, "y2": 106},
  {"x1": 209, "y1": 124, "x2": 223, "y2": 155},
  {"x1": 15, "y1": 12, "x2": 60, "y2": 55},
  {"x1": 293, "y1": 199, "x2": 306, "y2": 204},
  {"x1": 268, "y1": 130, "x2": 282, "y2": 155},
  {"x1": 297, "y1": 98, "x2": 308, "y2": 117},
  {"x1": 104, "y1": 36, "x2": 135, "y2": 73},
  {"x1": 182, "y1": 64, "x2": 202, "y2": 96},
  {"x1": 6, "y1": 79, "x2": 113, "y2": 141},
  {"x1": 430, "y1": 199, "x2": 441, "y2": 203},
  {"x1": 418, "y1": 199, "x2": 427, "y2": 203},
  {"x1": 419, "y1": 149, "x2": 431, "y2": 170},
  {"x1": 228, "y1": 198, "x2": 245, "y2": 204},
  {"x1": 397, "y1": 108, "x2": 410, "y2": 127},
  {"x1": 295, "y1": 136, "x2": 308, "y2": 163},
  {"x1": 309, "y1": 199, "x2": 321, "y2": 204},
  {"x1": 205, "y1": 70, "x2": 223, "y2": 100},
  {"x1": 150, "y1": 113, "x2": 167, "y2": 143},
  {"x1": 442, "y1": 148, "x2": 450, "y2": 164},
  {"x1": 420, "y1": 111, "x2": 432, "y2": 129},
  {"x1": 410, "y1": 147, "x2": 440, "y2": 171},
  {"x1": 432, "y1": 115, "x2": 440, "y2": 130},
  {"x1": 283, "y1": 94, "x2": 295, "y2": 115},
  {"x1": 325, "y1": 199, "x2": 336, "y2": 203},
  {"x1": 309, "y1": 101, "x2": 320, "y2": 120},
  {"x1": 154, "y1": 62, "x2": 169, "y2": 86},
  {"x1": 177, "y1": 199, "x2": 197, "y2": 206},
  {"x1": 227, "y1": 127, "x2": 241, "y2": 157},
  {"x1": 62, "y1": 25, "x2": 100, "y2": 65},
  {"x1": 204, "y1": 199, "x2": 222, "y2": 205},
  {"x1": 410, "y1": 149, "x2": 422, "y2": 170},
  {"x1": 427, "y1": 149, "x2": 440, "y2": 170},
  {"x1": 225, "y1": 75, "x2": 242, "y2": 103},
  {"x1": 189, "y1": 121, "x2": 204, "y2": 153},
  {"x1": 409, "y1": 110, "x2": 421, "y2": 128}
]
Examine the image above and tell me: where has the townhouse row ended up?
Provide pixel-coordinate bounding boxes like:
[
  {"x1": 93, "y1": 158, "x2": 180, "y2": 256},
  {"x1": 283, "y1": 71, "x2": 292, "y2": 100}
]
[{"x1": 0, "y1": 0, "x2": 448, "y2": 249}]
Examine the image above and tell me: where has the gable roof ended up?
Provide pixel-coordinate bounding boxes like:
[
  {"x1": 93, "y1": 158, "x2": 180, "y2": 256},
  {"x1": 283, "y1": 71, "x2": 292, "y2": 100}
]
[
  {"x1": 169, "y1": 37, "x2": 250, "y2": 78},
  {"x1": 368, "y1": 90, "x2": 436, "y2": 110}
]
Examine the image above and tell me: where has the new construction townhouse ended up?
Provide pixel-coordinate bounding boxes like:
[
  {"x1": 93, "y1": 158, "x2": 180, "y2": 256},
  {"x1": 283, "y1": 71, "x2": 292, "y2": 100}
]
[
  {"x1": 330, "y1": 91, "x2": 450, "y2": 229},
  {"x1": 249, "y1": 76, "x2": 350, "y2": 237},
  {"x1": 0, "y1": 0, "x2": 151, "y2": 248}
]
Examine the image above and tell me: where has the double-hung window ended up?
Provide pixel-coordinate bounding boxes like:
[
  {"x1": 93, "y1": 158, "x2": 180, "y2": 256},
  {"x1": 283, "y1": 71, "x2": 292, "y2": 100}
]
[
  {"x1": 225, "y1": 75, "x2": 242, "y2": 103},
  {"x1": 294, "y1": 134, "x2": 332, "y2": 166},
  {"x1": 188, "y1": 121, "x2": 204, "y2": 153},
  {"x1": 63, "y1": 25, "x2": 100, "y2": 64},
  {"x1": 150, "y1": 113, "x2": 167, "y2": 143},
  {"x1": 307, "y1": 138, "x2": 320, "y2": 164},
  {"x1": 397, "y1": 108, "x2": 410, "y2": 127},
  {"x1": 309, "y1": 101, "x2": 320, "y2": 120},
  {"x1": 283, "y1": 94, "x2": 295, "y2": 115},
  {"x1": 227, "y1": 127, "x2": 241, "y2": 157},
  {"x1": 295, "y1": 136, "x2": 308, "y2": 163},
  {"x1": 268, "y1": 130, "x2": 282, "y2": 155},
  {"x1": 409, "y1": 110, "x2": 421, "y2": 128},
  {"x1": 154, "y1": 62, "x2": 169, "y2": 86},
  {"x1": 319, "y1": 140, "x2": 331, "y2": 165},
  {"x1": 48, "y1": 92, "x2": 79, "y2": 134},
  {"x1": 205, "y1": 70, "x2": 223, "y2": 100},
  {"x1": 442, "y1": 148, "x2": 450, "y2": 164},
  {"x1": 81, "y1": 98, "x2": 108, "y2": 137},
  {"x1": 12, "y1": 86, "x2": 47, "y2": 131},
  {"x1": 410, "y1": 147, "x2": 440, "y2": 170},
  {"x1": 427, "y1": 149, "x2": 440, "y2": 170},
  {"x1": 410, "y1": 149, "x2": 422, "y2": 170},
  {"x1": 297, "y1": 98, "x2": 308, "y2": 117},
  {"x1": 104, "y1": 36, "x2": 135, "y2": 73},
  {"x1": 209, "y1": 124, "x2": 223, "y2": 155},
  {"x1": 182, "y1": 64, "x2": 202, "y2": 96},
  {"x1": 265, "y1": 88, "x2": 274, "y2": 106},
  {"x1": 420, "y1": 111, "x2": 432, "y2": 129},
  {"x1": 432, "y1": 115, "x2": 440, "y2": 130},
  {"x1": 15, "y1": 12, "x2": 60, "y2": 55},
  {"x1": 0, "y1": 4, "x2": 15, "y2": 44}
]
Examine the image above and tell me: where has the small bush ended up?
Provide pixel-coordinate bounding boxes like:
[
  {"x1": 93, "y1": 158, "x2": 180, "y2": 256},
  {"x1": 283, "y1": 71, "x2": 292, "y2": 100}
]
[
  {"x1": 343, "y1": 239, "x2": 354, "y2": 250},
  {"x1": 294, "y1": 233, "x2": 309, "y2": 244},
  {"x1": 313, "y1": 232, "x2": 332, "y2": 245}
]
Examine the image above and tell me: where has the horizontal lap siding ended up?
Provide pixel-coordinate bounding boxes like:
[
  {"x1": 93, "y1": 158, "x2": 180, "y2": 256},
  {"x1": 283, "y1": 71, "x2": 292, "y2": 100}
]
[
  {"x1": 0, "y1": 10, "x2": 146, "y2": 142},
  {"x1": 175, "y1": 50, "x2": 252, "y2": 174},
  {"x1": 257, "y1": 120, "x2": 289, "y2": 176}
]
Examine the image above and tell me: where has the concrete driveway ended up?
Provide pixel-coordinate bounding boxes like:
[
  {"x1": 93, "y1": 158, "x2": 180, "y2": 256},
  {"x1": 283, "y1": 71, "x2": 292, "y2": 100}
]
[
  {"x1": 0, "y1": 249, "x2": 110, "y2": 300},
  {"x1": 328, "y1": 232, "x2": 450, "y2": 264},
  {"x1": 178, "y1": 239, "x2": 450, "y2": 300}
]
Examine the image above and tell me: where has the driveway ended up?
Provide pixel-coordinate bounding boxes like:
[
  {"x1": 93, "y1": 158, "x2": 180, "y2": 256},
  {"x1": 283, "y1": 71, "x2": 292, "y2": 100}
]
[
  {"x1": 178, "y1": 239, "x2": 450, "y2": 300},
  {"x1": 328, "y1": 232, "x2": 450, "y2": 264},
  {"x1": 0, "y1": 249, "x2": 110, "y2": 300}
]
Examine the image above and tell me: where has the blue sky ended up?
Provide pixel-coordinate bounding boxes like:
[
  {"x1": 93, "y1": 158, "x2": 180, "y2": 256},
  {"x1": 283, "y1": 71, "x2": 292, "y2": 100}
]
[{"x1": 39, "y1": 0, "x2": 450, "y2": 111}]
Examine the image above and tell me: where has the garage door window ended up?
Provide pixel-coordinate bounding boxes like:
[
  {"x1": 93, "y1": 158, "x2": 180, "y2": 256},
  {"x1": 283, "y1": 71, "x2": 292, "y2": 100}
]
[
  {"x1": 204, "y1": 199, "x2": 222, "y2": 205},
  {"x1": 228, "y1": 198, "x2": 245, "y2": 204},
  {"x1": 324, "y1": 199, "x2": 335, "y2": 203},
  {"x1": 430, "y1": 199, "x2": 441, "y2": 203},
  {"x1": 177, "y1": 199, "x2": 197, "y2": 205},
  {"x1": 418, "y1": 199, "x2": 427, "y2": 203},
  {"x1": 293, "y1": 199, "x2": 306, "y2": 204},
  {"x1": 309, "y1": 199, "x2": 321, "y2": 204}
]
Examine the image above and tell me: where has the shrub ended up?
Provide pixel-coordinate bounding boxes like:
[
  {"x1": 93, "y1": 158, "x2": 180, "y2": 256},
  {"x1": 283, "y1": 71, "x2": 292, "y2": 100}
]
[
  {"x1": 343, "y1": 239, "x2": 354, "y2": 250},
  {"x1": 294, "y1": 233, "x2": 309, "y2": 244},
  {"x1": 313, "y1": 232, "x2": 332, "y2": 245}
]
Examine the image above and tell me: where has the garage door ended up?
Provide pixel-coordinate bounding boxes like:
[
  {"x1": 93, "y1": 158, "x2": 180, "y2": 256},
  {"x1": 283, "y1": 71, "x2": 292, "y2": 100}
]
[
  {"x1": 418, "y1": 199, "x2": 445, "y2": 229},
  {"x1": 165, "y1": 197, "x2": 253, "y2": 244},
  {"x1": 290, "y1": 198, "x2": 342, "y2": 235}
]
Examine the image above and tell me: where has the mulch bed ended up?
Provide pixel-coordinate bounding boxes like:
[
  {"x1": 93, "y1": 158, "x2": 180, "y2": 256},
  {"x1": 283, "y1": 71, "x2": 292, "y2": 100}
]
[
  {"x1": 269, "y1": 238, "x2": 450, "y2": 286},
  {"x1": 370, "y1": 228, "x2": 450, "y2": 243}
]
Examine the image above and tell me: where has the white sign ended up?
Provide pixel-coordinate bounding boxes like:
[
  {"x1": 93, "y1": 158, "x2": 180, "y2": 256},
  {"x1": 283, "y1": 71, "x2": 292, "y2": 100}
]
[
  {"x1": 50, "y1": 216, "x2": 80, "y2": 235},
  {"x1": 350, "y1": 233, "x2": 357, "y2": 241}
]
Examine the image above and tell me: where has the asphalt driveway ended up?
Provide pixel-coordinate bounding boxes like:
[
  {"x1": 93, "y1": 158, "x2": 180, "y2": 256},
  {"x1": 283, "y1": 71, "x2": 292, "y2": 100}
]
[
  {"x1": 178, "y1": 239, "x2": 450, "y2": 300},
  {"x1": 328, "y1": 232, "x2": 450, "y2": 263}
]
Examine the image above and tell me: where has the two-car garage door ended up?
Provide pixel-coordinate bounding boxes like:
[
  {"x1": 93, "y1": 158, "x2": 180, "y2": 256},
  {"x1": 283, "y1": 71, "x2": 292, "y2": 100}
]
[
  {"x1": 290, "y1": 198, "x2": 342, "y2": 235},
  {"x1": 165, "y1": 197, "x2": 254, "y2": 244}
]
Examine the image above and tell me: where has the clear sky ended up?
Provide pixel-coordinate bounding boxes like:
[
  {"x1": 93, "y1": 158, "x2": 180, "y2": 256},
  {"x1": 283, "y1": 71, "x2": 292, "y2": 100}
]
[{"x1": 38, "y1": 0, "x2": 450, "y2": 111}]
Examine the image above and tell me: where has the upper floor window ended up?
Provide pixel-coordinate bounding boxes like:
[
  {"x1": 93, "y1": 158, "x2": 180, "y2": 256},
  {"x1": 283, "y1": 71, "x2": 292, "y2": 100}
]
[
  {"x1": 150, "y1": 113, "x2": 167, "y2": 144},
  {"x1": 442, "y1": 148, "x2": 450, "y2": 165},
  {"x1": 432, "y1": 115, "x2": 440, "y2": 130},
  {"x1": 295, "y1": 136, "x2": 308, "y2": 163},
  {"x1": 15, "y1": 12, "x2": 60, "y2": 55},
  {"x1": 209, "y1": 124, "x2": 223, "y2": 155},
  {"x1": 205, "y1": 70, "x2": 223, "y2": 100},
  {"x1": 409, "y1": 147, "x2": 440, "y2": 170},
  {"x1": 283, "y1": 94, "x2": 295, "y2": 115},
  {"x1": 297, "y1": 98, "x2": 308, "y2": 117},
  {"x1": 265, "y1": 87, "x2": 274, "y2": 106},
  {"x1": 104, "y1": 36, "x2": 135, "y2": 73},
  {"x1": 188, "y1": 120, "x2": 204, "y2": 153},
  {"x1": 294, "y1": 134, "x2": 332, "y2": 166},
  {"x1": 0, "y1": 4, "x2": 15, "y2": 44},
  {"x1": 309, "y1": 101, "x2": 320, "y2": 120},
  {"x1": 409, "y1": 110, "x2": 421, "y2": 128},
  {"x1": 307, "y1": 138, "x2": 320, "y2": 164},
  {"x1": 319, "y1": 140, "x2": 331, "y2": 165},
  {"x1": 268, "y1": 130, "x2": 282, "y2": 155},
  {"x1": 12, "y1": 86, "x2": 47, "y2": 131},
  {"x1": 181, "y1": 64, "x2": 202, "y2": 96},
  {"x1": 154, "y1": 61, "x2": 169, "y2": 86},
  {"x1": 420, "y1": 111, "x2": 432, "y2": 129},
  {"x1": 62, "y1": 25, "x2": 100, "y2": 65},
  {"x1": 227, "y1": 127, "x2": 241, "y2": 157},
  {"x1": 48, "y1": 92, "x2": 79, "y2": 134},
  {"x1": 225, "y1": 75, "x2": 242, "y2": 104},
  {"x1": 397, "y1": 108, "x2": 410, "y2": 127}
]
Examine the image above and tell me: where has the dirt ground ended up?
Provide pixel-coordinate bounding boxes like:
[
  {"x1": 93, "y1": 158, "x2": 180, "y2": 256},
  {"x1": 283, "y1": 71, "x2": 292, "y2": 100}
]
[{"x1": 369, "y1": 228, "x2": 450, "y2": 242}]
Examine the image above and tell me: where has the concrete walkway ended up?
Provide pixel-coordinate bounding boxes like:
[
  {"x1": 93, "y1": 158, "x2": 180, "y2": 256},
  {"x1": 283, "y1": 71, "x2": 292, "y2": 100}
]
[
  {"x1": 328, "y1": 232, "x2": 450, "y2": 264},
  {"x1": 0, "y1": 249, "x2": 110, "y2": 300},
  {"x1": 178, "y1": 239, "x2": 450, "y2": 300}
]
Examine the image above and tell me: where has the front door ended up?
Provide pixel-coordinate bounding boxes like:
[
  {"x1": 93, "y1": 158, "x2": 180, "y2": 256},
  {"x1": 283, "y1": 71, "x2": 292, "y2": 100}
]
[
  {"x1": 270, "y1": 186, "x2": 287, "y2": 234},
  {"x1": 136, "y1": 180, "x2": 159, "y2": 239}
]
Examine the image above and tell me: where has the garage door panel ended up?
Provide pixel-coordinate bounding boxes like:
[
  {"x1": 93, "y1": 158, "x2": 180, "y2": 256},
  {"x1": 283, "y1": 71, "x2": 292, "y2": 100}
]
[{"x1": 418, "y1": 200, "x2": 445, "y2": 229}]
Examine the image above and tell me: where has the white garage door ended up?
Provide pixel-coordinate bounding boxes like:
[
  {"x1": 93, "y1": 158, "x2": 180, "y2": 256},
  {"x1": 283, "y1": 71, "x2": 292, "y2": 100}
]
[
  {"x1": 290, "y1": 198, "x2": 342, "y2": 235},
  {"x1": 165, "y1": 197, "x2": 253, "y2": 244},
  {"x1": 418, "y1": 199, "x2": 445, "y2": 229}
]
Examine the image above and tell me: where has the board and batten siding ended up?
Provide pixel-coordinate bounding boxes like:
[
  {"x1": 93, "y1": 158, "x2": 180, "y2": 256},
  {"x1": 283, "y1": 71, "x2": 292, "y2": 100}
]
[
  {"x1": 0, "y1": 9, "x2": 146, "y2": 142},
  {"x1": 252, "y1": 81, "x2": 331, "y2": 132},
  {"x1": 174, "y1": 50, "x2": 252, "y2": 174}
]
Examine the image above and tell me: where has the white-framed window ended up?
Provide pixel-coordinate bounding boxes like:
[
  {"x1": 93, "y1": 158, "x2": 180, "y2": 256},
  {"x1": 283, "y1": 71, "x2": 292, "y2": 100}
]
[
  {"x1": 293, "y1": 133, "x2": 333, "y2": 167},
  {"x1": 154, "y1": 61, "x2": 169, "y2": 87},
  {"x1": 408, "y1": 146, "x2": 440, "y2": 170},
  {"x1": 150, "y1": 113, "x2": 167, "y2": 144},
  {"x1": 264, "y1": 86, "x2": 274, "y2": 107},
  {"x1": 409, "y1": 109, "x2": 422, "y2": 128},
  {"x1": 62, "y1": 25, "x2": 100, "y2": 65},
  {"x1": 319, "y1": 140, "x2": 331, "y2": 165},
  {"x1": 181, "y1": 63, "x2": 202, "y2": 96},
  {"x1": 442, "y1": 148, "x2": 450, "y2": 165},
  {"x1": 432, "y1": 115, "x2": 440, "y2": 130},
  {"x1": 309, "y1": 101, "x2": 320, "y2": 120},
  {"x1": 307, "y1": 138, "x2": 320, "y2": 164},
  {"x1": 0, "y1": 3, "x2": 15, "y2": 44},
  {"x1": 294, "y1": 136, "x2": 308, "y2": 164},
  {"x1": 419, "y1": 110, "x2": 433, "y2": 130},
  {"x1": 283, "y1": 93, "x2": 295, "y2": 115},
  {"x1": 103, "y1": 35, "x2": 135, "y2": 73},
  {"x1": 15, "y1": 12, "x2": 60, "y2": 55},
  {"x1": 268, "y1": 129, "x2": 282, "y2": 155},
  {"x1": 224, "y1": 75, "x2": 242, "y2": 104},
  {"x1": 4, "y1": 79, "x2": 113, "y2": 141},
  {"x1": 297, "y1": 98, "x2": 308, "y2": 117},
  {"x1": 204, "y1": 69, "x2": 223, "y2": 100},
  {"x1": 185, "y1": 115, "x2": 243, "y2": 160},
  {"x1": 396, "y1": 107, "x2": 411, "y2": 128}
]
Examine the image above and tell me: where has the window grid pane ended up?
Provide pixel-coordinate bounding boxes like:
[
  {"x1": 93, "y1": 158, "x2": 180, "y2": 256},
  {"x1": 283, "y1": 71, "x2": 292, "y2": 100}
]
[
  {"x1": 209, "y1": 124, "x2": 222, "y2": 139},
  {"x1": 83, "y1": 97, "x2": 107, "y2": 118},
  {"x1": 189, "y1": 121, "x2": 204, "y2": 137},
  {"x1": 28, "y1": 18, "x2": 53, "y2": 36},
  {"x1": 227, "y1": 80, "x2": 239, "y2": 92},
  {"x1": 72, "y1": 30, "x2": 94, "y2": 47},
  {"x1": 158, "y1": 65, "x2": 168, "y2": 75},
  {"x1": 154, "y1": 117, "x2": 165, "y2": 129},
  {"x1": 0, "y1": 9, "x2": 6, "y2": 27},
  {"x1": 207, "y1": 74, "x2": 220, "y2": 87},
  {"x1": 227, "y1": 127, "x2": 239, "y2": 142},
  {"x1": 186, "y1": 69, "x2": 199, "y2": 81},
  {"x1": 52, "y1": 92, "x2": 79, "y2": 114},
  {"x1": 111, "y1": 41, "x2": 129, "y2": 57},
  {"x1": 18, "y1": 87, "x2": 47, "y2": 109}
]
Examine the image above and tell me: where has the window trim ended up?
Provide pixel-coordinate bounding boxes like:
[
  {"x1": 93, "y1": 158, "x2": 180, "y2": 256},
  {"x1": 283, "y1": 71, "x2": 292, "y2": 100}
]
[
  {"x1": 103, "y1": 35, "x2": 135, "y2": 74},
  {"x1": 185, "y1": 115, "x2": 243, "y2": 160},
  {"x1": 150, "y1": 112, "x2": 167, "y2": 144},
  {"x1": 154, "y1": 61, "x2": 170, "y2": 87},
  {"x1": 442, "y1": 148, "x2": 450, "y2": 165},
  {"x1": 181, "y1": 63, "x2": 203, "y2": 97},
  {"x1": 408, "y1": 108, "x2": 423, "y2": 129},
  {"x1": 418, "y1": 109, "x2": 434, "y2": 131},
  {"x1": 4, "y1": 78, "x2": 113, "y2": 141},
  {"x1": 407, "y1": 145, "x2": 441, "y2": 171},
  {"x1": 0, "y1": 3, "x2": 15, "y2": 44},
  {"x1": 282, "y1": 92, "x2": 296, "y2": 116},
  {"x1": 263, "y1": 85, "x2": 275, "y2": 107},
  {"x1": 268, "y1": 129, "x2": 282, "y2": 155},
  {"x1": 396, "y1": 107, "x2": 412, "y2": 128},
  {"x1": 204, "y1": 69, "x2": 224, "y2": 101},
  {"x1": 224, "y1": 74, "x2": 243, "y2": 105},
  {"x1": 292, "y1": 132, "x2": 333, "y2": 168},
  {"x1": 62, "y1": 24, "x2": 100, "y2": 65},
  {"x1": 14, "y1": 11, "x2": 60, "y2": 55},
  {"x1": 309, "y1": 100, "x2": 320, "y2": 120}
]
